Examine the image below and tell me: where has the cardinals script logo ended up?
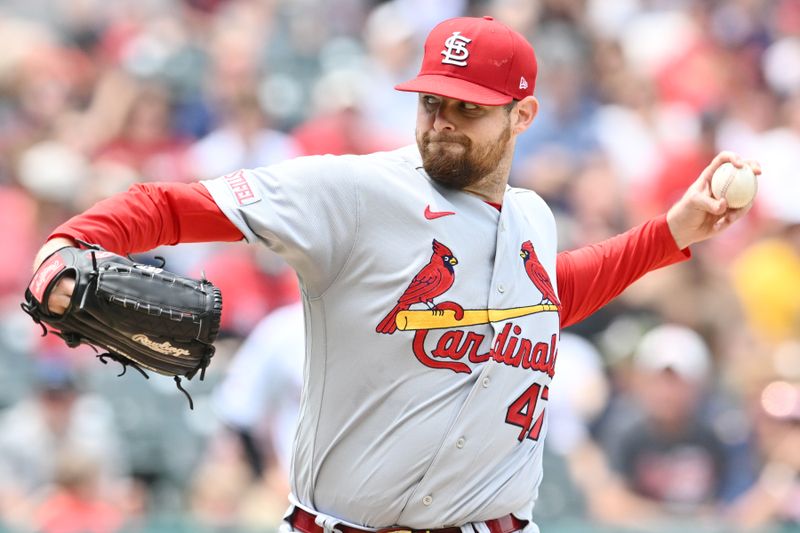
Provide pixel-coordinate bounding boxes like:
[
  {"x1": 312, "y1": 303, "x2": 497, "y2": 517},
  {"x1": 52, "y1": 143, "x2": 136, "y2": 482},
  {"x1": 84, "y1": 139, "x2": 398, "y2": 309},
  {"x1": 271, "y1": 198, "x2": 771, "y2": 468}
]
[
  {"x1": 376, "y1": 238, "x2": 561, "y2": 376},
  {"x1": 377, "y1": 238, "x2": 561, "y2": 442}
]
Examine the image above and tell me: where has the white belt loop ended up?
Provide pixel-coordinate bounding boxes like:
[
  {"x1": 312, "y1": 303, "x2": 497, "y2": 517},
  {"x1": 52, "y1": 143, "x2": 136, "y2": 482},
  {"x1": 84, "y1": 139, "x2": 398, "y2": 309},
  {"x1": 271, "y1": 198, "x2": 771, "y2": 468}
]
[
  {"x1": 315, "y1": 514, "x2": 344, "y2": 533},
  {"x1": 468, "y1": 522, "x2": 490, "y2": 533}
]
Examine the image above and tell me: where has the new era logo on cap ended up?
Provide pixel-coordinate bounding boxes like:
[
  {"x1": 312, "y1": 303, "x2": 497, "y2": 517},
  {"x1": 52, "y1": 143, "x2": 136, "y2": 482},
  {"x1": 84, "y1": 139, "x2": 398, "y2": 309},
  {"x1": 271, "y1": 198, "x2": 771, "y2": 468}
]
[{"x1": 395, "y1": 16, "x2": 538, "y2": 106}]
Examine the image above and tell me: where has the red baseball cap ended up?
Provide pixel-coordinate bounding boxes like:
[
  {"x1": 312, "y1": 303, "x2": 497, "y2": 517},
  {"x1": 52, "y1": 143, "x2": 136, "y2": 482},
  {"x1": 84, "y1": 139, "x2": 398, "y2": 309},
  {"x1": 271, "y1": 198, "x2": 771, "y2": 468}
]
[{"x1": 395, "y1": 16, "x2": 537, "y2": 106}]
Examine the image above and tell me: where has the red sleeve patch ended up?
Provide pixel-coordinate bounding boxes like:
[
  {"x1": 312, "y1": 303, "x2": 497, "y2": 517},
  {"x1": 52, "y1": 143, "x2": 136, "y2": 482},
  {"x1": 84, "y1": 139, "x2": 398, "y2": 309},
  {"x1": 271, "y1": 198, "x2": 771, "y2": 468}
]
[
  {"x1": 29, "y1": 253, "x2": 66, "y2": 303},
  {"x1": 223, "y1": 170, "x2": 261, "y2": 206}
]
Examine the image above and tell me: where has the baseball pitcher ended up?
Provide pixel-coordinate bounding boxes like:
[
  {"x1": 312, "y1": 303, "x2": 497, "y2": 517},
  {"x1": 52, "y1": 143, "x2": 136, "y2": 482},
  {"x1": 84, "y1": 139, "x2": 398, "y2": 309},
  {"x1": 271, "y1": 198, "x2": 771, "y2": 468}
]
[{"x1": 27, "y1": 16, "x2": 759, "y2": 533}]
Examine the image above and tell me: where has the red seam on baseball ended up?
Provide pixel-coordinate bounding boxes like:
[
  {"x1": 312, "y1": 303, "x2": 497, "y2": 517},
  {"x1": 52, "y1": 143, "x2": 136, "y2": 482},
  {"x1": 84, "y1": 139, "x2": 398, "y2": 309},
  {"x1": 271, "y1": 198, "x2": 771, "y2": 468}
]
[{"x1": 720, "y1": 171, "x2": 733, "y2": 198}]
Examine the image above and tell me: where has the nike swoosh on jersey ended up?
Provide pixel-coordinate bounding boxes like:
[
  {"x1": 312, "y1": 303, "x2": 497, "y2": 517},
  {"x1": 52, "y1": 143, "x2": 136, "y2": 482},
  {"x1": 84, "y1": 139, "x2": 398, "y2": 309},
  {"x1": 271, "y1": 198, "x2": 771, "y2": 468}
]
[{"x1": 424, "y1": 205, "x2": 456, "y2": 220}]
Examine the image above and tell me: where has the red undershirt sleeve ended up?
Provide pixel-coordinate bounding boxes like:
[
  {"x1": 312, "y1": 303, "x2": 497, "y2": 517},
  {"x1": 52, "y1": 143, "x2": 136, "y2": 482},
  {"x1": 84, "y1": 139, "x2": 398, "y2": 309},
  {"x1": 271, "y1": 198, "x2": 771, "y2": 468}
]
[
  {"x1": 556, "y1": 215, "x2": 691, "y2": 328},
  {"x1": 48, "y1": 182, "x2": 244, "y2": 255},
  {"x1": 52, "y1": 186, "x2": 686, "y2": 328}
]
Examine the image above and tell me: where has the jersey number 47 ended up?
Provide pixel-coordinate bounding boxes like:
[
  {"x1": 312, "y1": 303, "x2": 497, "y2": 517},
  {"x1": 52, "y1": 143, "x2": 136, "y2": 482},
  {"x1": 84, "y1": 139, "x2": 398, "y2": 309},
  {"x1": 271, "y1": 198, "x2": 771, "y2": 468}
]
[{"x1": 505, "y1": 383, "x2": 548, "y2": 441}]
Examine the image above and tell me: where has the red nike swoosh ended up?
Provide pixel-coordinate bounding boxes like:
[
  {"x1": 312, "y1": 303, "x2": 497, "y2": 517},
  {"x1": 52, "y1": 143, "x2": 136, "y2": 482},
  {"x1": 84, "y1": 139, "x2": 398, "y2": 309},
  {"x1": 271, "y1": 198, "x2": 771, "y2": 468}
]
[{"x1": 424, "y1": 205, "x2": 456, "y2": 220}]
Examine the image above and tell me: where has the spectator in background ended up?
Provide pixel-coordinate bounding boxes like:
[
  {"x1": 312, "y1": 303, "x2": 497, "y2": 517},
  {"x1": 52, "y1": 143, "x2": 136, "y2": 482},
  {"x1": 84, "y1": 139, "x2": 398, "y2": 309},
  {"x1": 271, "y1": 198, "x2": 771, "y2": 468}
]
[
  {"x1": 732, "y1": 218, "x2": 800, "y2": 345},
  {"x1": 546, "y1": 333, "x2": 611, "y2": 459},
  {"x1": 190, "y1": 92, "x2": 301, "y2": 180},
  {"x1": 731, "y1": 377, "x2": 800, "y2": 528},
  {"x1": 747, "y1": 93, "x2": 800, "y2": 232},
  {"x1": 187, "y1": 450, "x2": 255, "y2": 531},
  {"x1": 94, "y1": 82, "x2": 194, "y2": 183},
  {"x1": 604, "y1": 325, "x2": 753, "y2": 517},
  {"x1": 35, "y1": 452, "x2": 125, "y2": 533},
  {"x1": 0, "y1": 40, "x2": 94, "y2": 158},
  {"x1": 631, "y1": 113, "x2": 721, "y2": 223},
  {"x1": 543, "y1": 332, "x2": 674, "y2": 529},
  {"x1": 291, "y1": 68, "x2": 407, "y2": 156},
  {"x1": 0, "y1": 358, "x2": 127, "y2": 530},
  {"x1": 197, "y1": 246, "x2": 299, "y2": 336},
  {"x1": 213, "y1": 301, "x2": 305, "y2": 483},
  {"x1": 511, "y1": 45, "x2": 600, "y2": 178},
  {"x1": 0, "y1": 180, "x2": 52, "y2": 301},
  {"x1": 206, "y1": 301, "x2": 306, "y2": 529},
  {"x1": 358, "y1": 0, "x2": 422, "y2": 142},
  {"x1": 3, "y1": 132, "x2": 91, "y2": 310}
]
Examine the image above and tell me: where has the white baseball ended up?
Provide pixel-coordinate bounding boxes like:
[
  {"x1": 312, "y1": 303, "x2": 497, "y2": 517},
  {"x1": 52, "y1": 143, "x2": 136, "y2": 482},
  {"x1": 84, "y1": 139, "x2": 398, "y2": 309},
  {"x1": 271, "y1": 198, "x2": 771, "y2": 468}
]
[{"x1": 711, "y1": 162, "x2": 757, "y2": 209}]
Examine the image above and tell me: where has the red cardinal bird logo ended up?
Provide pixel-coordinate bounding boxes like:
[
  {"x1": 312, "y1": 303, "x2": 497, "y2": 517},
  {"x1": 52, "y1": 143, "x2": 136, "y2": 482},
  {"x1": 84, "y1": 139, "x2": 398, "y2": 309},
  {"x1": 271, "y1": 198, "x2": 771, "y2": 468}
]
[
  {"x1": 376, "y1": 239, "x2": 458, "y2": 334},
  {"x1": 520, "y1": 241, "x2": 560, "y2": 310}
]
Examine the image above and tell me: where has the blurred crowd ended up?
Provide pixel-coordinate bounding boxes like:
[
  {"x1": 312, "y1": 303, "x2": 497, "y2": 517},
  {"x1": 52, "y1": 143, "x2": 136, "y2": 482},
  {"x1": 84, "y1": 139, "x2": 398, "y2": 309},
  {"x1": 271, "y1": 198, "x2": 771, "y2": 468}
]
[{"x1": 0, "y1": 0, "x2": 799, "y2": 532}]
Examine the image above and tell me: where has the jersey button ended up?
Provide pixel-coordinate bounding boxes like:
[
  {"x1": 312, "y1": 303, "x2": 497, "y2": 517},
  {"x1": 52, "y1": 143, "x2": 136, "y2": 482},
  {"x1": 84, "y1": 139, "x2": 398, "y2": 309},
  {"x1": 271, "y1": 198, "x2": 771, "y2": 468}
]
[
  {"x1": 422, "y1": 495, "x2": 433, "y2": 506},
  {"x1": 482, "y1": 377, "x2": 491, "y2": 388},
  {"x1": 456, "y1": 437, "x2": 466, "y2": 449},
  {"x1": 497, "y1": 284, "x2": 505, "y2": 293}
]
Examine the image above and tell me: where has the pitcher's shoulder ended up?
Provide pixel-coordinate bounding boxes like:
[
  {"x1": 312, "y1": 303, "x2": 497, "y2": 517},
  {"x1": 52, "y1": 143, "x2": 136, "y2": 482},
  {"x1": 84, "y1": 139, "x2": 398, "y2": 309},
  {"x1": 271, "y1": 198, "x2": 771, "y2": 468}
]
[
  {"x1": 507, "y1": 186, "x2": 551, "y2": 211},
  {"x1": 339, "y1": 145, "x2": 427, "y2": 188},
  {"x1": 357, "y1": 145, "x2": 422, "y2": 169},
  {"x1": 506, "y1": 186, "x2": 557, "y2": 229}
]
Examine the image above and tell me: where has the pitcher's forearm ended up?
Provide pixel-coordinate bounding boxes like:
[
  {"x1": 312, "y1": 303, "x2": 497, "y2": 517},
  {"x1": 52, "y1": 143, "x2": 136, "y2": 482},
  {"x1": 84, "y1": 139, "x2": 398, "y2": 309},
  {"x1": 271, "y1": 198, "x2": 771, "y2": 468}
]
[
  {"x1": 44, "y1": 182, "x2": 242, "y2": 259},
  {"x1": 33, "y1": 237, "x2": 76, "y2": 272}
]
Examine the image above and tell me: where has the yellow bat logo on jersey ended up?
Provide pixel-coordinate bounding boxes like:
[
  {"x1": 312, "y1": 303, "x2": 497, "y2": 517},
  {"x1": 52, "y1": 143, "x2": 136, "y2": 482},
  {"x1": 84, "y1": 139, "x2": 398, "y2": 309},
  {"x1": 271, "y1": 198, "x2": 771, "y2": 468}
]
[{"x1": 395, "y1": 304, "x2": 559, "y2": 331}]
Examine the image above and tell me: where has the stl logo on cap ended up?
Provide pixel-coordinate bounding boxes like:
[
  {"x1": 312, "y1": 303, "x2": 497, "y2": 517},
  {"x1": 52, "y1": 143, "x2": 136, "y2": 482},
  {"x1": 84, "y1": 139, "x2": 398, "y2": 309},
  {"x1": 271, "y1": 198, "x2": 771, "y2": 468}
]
[
  {"x1": 441, "y1": 31, "x2": 472, "y2": 67},
  {"x1": 394, "y1": 16, "x2": 538, "y2": 105}
]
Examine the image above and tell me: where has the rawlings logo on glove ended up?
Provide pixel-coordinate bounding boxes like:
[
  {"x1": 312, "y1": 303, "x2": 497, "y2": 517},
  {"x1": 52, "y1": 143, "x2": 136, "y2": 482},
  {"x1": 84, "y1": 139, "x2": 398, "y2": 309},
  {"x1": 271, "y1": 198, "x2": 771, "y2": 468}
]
[
  {"x1": 132, "y1": 335, "x2": 192, "y2": 357},
  {"x1": 21, "y1": 243, "x2": 223, "y2": 409}
]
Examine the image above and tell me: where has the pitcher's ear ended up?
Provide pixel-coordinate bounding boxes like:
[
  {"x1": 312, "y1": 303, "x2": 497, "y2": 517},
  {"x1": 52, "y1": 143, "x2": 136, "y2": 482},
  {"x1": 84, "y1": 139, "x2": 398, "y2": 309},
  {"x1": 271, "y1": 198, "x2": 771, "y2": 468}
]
[{"x1": 512, "y1": 96, "x2": 538, "y2": 134}]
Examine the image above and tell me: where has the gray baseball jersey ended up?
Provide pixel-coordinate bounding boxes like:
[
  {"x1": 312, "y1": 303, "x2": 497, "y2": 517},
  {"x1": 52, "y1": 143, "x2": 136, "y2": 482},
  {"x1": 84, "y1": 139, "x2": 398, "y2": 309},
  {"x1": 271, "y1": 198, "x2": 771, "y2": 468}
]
[{"x1": 203, "y1": 145, "x2": 560, "y2": 532}]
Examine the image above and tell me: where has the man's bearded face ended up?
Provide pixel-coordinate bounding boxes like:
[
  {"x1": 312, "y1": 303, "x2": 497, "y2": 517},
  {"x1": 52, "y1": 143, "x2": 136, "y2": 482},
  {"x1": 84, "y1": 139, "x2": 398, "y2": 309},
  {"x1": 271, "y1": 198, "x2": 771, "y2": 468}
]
[{"x1": 417, "y1": 121, "x2": 512, "y2": 189}]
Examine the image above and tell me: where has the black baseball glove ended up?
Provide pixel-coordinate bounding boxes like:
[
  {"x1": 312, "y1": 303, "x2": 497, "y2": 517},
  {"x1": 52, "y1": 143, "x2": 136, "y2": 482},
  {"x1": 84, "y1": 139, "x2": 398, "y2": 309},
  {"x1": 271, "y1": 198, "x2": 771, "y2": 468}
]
[{"x1": 22, "y1": 243, "x2": 222, "y2": 408}]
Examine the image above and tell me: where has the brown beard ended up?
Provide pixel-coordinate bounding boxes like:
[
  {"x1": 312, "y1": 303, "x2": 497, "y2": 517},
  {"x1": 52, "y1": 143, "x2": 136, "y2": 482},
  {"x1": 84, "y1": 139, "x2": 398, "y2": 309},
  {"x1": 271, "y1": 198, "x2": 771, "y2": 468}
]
[{"x1": 417, "y1": 124, "x2": 512, "y2": 189}]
